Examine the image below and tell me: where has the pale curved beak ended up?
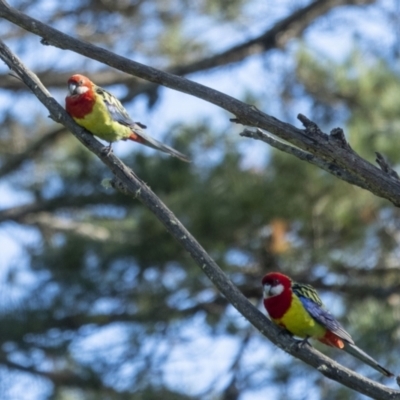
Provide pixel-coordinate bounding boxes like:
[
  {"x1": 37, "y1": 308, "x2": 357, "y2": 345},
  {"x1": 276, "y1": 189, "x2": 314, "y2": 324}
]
[
  {"x1": 263, "y1": 284, "x2": 271, "y2": 298},
  {"x1": 68, "y1": 82, "x2": 77, "y2": 95}
]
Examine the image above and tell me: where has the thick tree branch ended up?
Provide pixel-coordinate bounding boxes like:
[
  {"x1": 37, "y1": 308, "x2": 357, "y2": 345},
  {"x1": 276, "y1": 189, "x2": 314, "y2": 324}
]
[
  {"x1": 240, "y1": 128, "x2": 367, "y2": 187},
  {"x1": 1, "y1": 0, "x2": 400, "y2": 207},
  {"x1": 170, "y1": 0, "x2": 376, "y2": 75},
  {"x1": 0, "y1": 39, "x2": 397, "y2": 400}
]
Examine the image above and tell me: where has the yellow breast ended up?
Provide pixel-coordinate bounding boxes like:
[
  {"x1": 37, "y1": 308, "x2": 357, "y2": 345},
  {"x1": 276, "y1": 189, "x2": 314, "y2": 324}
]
[
  {"x1": 273, "y1": 294, "x2": 326, "y2": 339},
  {"x1": 73, "y1": 98, "x2": 131, "y2": 143}
]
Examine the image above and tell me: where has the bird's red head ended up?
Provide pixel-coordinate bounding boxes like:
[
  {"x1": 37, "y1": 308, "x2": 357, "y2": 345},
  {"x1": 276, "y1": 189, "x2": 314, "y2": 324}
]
[
  {"x1": 262, "y1": 272, "x2": 292, "y2": 299},
  {"x1": 67, "y1": 74, "x2": 93, "y2": 96}
]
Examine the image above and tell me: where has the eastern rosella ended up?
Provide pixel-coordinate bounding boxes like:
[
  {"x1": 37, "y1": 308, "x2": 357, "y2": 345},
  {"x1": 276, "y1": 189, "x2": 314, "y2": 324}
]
[
  {"x1": 65, "y1": 74, "x2": 190, "y2": 162},
  {"x1": 262, "y1": 272, "x2": 393, "y2": 377}
]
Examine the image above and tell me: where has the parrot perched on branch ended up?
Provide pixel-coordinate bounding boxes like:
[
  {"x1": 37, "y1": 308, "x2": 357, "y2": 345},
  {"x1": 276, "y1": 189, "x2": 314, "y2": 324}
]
[
  {"x1": 65, "y1": 74, "x2": 190, "y2": 162},
  {"x1": 262, "y1": 272, "x2": 393, "y2": 377}
]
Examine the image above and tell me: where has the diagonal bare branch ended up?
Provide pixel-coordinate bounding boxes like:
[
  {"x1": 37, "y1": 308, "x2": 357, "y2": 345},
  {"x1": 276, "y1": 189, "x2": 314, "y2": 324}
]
[
  {"x1": 170, "y1": 0, "x2": 377, "y2": 75},
  {"x1": 240, "y1": 128, "x2": 367, "y2": 187},
  {"x1": 0, "y1": 36, "x2": 397, "y2": 400}
]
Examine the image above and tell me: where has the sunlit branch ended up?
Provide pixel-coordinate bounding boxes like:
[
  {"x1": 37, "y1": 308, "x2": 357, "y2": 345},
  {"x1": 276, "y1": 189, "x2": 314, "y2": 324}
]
[{"x1": 240, "y1": 128, "x2": 367, "y2": 188}]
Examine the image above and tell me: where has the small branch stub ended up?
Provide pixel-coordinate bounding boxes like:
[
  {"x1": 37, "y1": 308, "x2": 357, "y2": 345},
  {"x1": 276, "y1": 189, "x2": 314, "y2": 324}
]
[
  {"x1": 376, "y1": 152, "x2": 399, "y2": 180},
  {"x1": 330, "y1": 127, "x2": 352, "y2": 150},
  {"x1": 297, "y1": 113, "x2": 326, "y2": 137}
]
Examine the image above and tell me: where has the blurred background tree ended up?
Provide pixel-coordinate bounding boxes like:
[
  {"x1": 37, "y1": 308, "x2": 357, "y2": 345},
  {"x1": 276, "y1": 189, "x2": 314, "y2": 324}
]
[{"x1": 0, "y1": 0, "x2": 400, "y2": 399}]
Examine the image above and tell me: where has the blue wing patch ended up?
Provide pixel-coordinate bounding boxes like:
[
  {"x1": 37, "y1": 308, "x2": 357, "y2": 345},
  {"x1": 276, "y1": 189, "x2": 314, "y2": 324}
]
[
  {"x1": 299, "y1": 296, "x2": 339, "y2": 331},
  {"x1": 298, "y1": 296, "x2": 354, "y2": 343}
]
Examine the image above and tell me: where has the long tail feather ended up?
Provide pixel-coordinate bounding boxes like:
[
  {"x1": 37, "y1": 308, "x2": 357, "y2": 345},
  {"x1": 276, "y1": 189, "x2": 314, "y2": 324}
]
[
  {"x1": 343, "y1": 342, "x2": 393, "y2": 377},
  {"x1": 129, "y1": 126, "x2": 190, "y2": 162}
]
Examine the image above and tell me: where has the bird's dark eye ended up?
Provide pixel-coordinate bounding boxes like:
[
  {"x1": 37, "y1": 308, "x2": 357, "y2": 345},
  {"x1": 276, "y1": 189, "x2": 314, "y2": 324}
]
[{"x1": 79, "y1": 80, "x2": 83, "y2": 85}]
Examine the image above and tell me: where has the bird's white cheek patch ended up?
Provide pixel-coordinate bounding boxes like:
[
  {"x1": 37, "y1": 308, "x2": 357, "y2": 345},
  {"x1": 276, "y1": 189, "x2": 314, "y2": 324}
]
[
  {"x1": 76, "y1": 86, "x2": 89, "y2": 94},
  {"x1": 270, "y1": 284, "x2": 284, "y2": 296},
  {"x1": 263, "y1": 283, "x2": 284, "y2": 297}
]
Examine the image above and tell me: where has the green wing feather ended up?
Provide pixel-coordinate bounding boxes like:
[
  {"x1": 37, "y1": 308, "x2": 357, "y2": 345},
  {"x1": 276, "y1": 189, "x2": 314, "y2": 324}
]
[{"x1": 292, "y1": 283, "x2": 323, "y2": 306}]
